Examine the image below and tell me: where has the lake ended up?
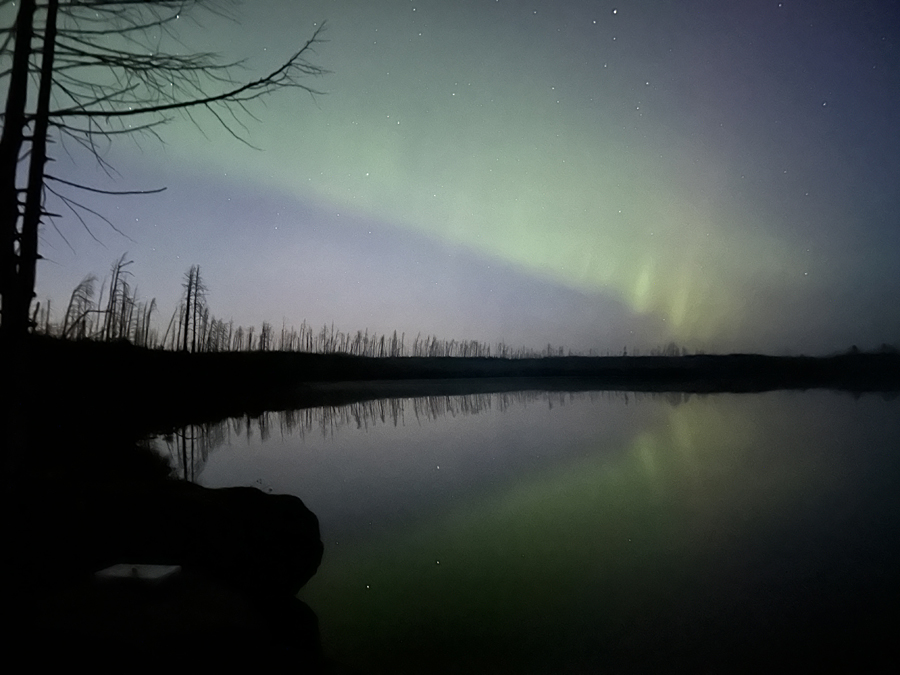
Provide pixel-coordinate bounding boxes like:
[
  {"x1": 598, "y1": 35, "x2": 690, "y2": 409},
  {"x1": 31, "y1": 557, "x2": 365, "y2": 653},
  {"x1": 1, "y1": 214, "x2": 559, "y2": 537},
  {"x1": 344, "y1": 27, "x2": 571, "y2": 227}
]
[{"x1": 155, "y1": 388, "x2": 900, "y2": 673}]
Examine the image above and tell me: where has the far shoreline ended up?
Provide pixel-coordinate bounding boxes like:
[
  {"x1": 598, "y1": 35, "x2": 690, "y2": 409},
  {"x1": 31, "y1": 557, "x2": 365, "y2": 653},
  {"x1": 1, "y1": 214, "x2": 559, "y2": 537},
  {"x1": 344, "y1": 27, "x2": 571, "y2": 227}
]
[{"x1": 21, "y1": 335, "x2": 900, "y2": 437}]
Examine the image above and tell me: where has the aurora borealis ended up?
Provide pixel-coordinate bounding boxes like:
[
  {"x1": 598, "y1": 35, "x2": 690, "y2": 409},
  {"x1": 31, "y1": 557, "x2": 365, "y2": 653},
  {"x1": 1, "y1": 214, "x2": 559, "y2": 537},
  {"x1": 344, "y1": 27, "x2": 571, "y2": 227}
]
[{"x1": 19, "y1": 0, "x2": 900, "y2": 354}]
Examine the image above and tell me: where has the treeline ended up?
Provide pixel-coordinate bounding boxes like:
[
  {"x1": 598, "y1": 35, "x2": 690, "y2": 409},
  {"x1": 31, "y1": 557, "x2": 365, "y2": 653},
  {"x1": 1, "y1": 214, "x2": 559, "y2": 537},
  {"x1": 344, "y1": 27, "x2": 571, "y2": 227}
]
[
  {"x1": 32, "y1": 258, "x2": 570, "y2": 357},
  {"x1": 33, "y1": 256, "x2": 697, "y2": 359}
]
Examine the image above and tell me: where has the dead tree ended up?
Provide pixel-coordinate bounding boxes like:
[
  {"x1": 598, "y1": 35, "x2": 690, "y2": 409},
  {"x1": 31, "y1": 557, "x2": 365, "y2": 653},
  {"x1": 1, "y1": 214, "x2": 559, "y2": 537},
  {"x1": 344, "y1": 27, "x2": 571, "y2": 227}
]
[
  {"x1": 0, "y1": 0, "x2": 328, "y2": 342},
  {"x1": 180, "y1": 264, "x2": 206, "y2": 352}
]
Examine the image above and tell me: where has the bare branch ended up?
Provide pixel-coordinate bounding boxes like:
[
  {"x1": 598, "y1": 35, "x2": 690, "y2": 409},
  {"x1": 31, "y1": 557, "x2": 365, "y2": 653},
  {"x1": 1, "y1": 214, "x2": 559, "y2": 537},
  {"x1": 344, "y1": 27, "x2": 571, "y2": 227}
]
[
  {"x1": 46, "y1": 173, "x2": 166, "y2": 195},
  {"x1": 45, "y1": 183, "x2": 107, "y2": 246},
  {"x1": 45, "y1": 182, "x2": 136, "y2": 242},
  {"x1": 43, "y1": 211, "x2": 77, "y2": 254},
  {"x1": 50, "y1": 22, "x2": 329, "y2": 119},
  {"x1": 51, "y1": 116, "x2": 171, "y2": 139}
]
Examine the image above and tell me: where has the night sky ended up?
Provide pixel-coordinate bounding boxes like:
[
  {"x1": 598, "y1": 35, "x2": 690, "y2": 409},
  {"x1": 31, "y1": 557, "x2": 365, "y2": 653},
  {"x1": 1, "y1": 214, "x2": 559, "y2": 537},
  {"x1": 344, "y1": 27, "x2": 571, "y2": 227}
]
[{"x1": 22, "y1": 0, "x2": 900, "y2": 354}]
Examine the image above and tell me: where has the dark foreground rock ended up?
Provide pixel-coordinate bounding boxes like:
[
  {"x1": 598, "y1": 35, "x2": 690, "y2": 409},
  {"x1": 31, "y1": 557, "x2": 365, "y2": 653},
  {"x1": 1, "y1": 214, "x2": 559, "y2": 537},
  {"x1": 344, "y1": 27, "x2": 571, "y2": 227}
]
[
  {"x1": 10, "y1": 480, "x2": 325, "y2": 670},
  {"x1": 26, "y1": 481, "x2": 323, "y2": 596}
]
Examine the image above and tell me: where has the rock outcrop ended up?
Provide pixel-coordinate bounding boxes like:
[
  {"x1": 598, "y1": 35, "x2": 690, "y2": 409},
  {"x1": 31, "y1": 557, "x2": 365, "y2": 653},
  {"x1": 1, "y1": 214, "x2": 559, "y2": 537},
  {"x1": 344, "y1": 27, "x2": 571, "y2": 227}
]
[{"x1": 14, "y1": 479, "x2": 325, "y2": 669}]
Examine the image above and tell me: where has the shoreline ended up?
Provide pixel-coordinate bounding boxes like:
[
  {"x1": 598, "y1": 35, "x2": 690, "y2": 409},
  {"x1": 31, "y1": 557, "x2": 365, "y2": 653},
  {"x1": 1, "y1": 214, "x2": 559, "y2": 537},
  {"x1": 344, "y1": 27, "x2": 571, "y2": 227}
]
[{"x1": 22, "y1": 335, "x2": 900, "y2": 434}]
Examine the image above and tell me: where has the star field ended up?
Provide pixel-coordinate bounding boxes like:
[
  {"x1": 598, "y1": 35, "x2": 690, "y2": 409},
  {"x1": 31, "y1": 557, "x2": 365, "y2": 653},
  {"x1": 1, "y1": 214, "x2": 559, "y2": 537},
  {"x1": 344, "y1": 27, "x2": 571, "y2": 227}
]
[{"x1": 20, "y1": 0, "x2": 900, "y2": 354}]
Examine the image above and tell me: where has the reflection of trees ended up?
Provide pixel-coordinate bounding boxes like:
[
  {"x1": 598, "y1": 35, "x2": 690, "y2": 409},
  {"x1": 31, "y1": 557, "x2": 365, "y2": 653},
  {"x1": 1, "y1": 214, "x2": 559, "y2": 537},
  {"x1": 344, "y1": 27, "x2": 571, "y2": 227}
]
[
  {"x1": 161, "y1": 421, "x2": 225, "y2": 482},
  {"x1": 159, "y1": 389, "x2": 694, "y2": 481}
]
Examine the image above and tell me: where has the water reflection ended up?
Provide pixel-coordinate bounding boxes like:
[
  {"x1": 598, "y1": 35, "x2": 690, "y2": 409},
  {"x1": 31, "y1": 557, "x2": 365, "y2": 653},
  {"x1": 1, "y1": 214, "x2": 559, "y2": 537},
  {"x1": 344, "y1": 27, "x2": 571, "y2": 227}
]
[
  {"x1": 159, "y1": 388, "x2": 683, "y2": 482},
  {"x1": 158, "y1": 390, "x2": 900, "y2": 673}
]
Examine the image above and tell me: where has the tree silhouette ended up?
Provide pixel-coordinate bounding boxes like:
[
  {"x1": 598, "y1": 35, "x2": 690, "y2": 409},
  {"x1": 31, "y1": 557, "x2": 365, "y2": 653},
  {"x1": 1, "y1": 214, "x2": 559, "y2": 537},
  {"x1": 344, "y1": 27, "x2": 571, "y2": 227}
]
[
  {"x1": 0, "y1": 0, "x2": 327, "y2": 342},
  {"x1": 181, "y1": 264, "x2": 205, "y2": 352}
]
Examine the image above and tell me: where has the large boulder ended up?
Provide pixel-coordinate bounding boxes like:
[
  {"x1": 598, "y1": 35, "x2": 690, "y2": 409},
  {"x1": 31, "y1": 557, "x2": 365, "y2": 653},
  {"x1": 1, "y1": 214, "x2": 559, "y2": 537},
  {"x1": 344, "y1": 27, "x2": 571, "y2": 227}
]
[
  {"x1": 29, "y1": 480, "x2": 323, "y2": 598},
  {"x1": 12, "y1": 481, "x2": 324, "y2": 668},
  {"x1": 190, "y1": 485, "x2": 325, "y2": 597}
]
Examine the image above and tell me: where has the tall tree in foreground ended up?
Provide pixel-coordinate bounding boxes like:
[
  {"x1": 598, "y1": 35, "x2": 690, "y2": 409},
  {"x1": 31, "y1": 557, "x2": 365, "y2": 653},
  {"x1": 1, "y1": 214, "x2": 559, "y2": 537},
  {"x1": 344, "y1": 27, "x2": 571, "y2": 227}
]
[
  {"x1": 0, "y1": 1, "x2": 327, "y2": 499},
  {"x1": 0, "y1": 0, "x2": 327, "y2": 342}
]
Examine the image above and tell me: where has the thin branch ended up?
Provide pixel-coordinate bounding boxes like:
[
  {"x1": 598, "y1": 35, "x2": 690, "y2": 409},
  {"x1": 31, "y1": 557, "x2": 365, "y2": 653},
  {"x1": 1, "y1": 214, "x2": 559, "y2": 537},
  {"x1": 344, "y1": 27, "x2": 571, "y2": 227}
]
[
  {"x1": 45, "y1": 183, "x2": 135, "y2": 242},
  {"x1": 202, "y1": 100, "x2": 258, "y2": 148},
  {"x1": 52, "y1": 116, "x2": 171, "y2": 138},
  {"x1": 43, "y1": 212, "x2": 77, "y2": 254},
  {"x1": 45, "y1": 184, "x2": 106, "y2": 246},
  {"x1": 46, "y1": 173, "x2": 166, "y2": 195},
  {"x1": 50, "y1": 22, "x2": 329, "y2": 118}
]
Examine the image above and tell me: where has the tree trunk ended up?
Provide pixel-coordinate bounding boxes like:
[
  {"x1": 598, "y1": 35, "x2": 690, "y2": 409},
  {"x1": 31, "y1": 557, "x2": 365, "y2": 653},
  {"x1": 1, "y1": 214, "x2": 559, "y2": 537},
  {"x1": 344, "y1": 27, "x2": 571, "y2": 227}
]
[
  {"x1": 18, "y1": 0, "x2": 59, "y2": 339},
  {"x1": 0, "y1": 0, "x2": 36, "y2": 342},
  {"x1": 182, "y1": 270, "x2": 193, "y2": 352}
]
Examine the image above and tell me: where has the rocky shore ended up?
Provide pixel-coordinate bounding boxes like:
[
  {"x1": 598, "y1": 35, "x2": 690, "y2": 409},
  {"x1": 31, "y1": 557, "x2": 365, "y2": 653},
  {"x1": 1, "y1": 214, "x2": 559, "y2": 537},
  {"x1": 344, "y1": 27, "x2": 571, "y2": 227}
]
[{"x1": 8, "y1": 471, "x2": 326, "y2": 670}]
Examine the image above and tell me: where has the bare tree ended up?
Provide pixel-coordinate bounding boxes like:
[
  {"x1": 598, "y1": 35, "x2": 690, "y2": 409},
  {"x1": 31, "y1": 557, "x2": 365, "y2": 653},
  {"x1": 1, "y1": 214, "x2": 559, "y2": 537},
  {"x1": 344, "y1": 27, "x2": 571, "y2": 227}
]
[
  {"x1": 0, "y1": 0, "x2": 328, "y2": 342},
  {"x1": 60, "y1": 273, "x2": 96, "y2": 339},
  {"x1": 258, "y1": 320, "x2": 272, "y2": 351},
  {"x1": 100, "y1": 253, "x2": 133, "y2": 341},
  {"x1": 180, "y1": 263, "x2": 206, "y2": 352}
]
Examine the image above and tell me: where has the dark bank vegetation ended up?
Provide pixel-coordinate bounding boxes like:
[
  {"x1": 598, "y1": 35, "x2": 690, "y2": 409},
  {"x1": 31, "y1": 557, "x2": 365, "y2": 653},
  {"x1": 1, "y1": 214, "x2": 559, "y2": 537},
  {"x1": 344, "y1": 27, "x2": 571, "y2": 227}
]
[{"x1": 23, "y1": 332, "x2": 900, "y2": 440}]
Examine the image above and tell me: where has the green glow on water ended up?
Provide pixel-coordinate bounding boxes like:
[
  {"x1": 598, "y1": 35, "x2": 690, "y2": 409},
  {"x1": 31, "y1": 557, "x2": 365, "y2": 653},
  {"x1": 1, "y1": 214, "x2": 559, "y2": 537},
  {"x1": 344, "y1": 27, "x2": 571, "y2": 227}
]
[{"x1": 300, "y1": 394, "x2": 861, "y2": 672}]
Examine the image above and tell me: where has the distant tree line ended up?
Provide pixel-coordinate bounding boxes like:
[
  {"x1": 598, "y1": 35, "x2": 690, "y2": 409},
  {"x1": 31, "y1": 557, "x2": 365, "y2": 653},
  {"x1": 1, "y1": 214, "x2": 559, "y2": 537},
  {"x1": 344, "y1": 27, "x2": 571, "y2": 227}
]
[{"x1": 32, "y1": 257, "x2": 704, "y2": 359}]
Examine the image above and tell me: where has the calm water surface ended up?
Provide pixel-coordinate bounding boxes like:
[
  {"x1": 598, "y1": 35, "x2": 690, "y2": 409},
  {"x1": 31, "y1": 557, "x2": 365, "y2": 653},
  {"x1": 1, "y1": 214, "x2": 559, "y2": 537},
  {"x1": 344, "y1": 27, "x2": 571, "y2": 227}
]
[{"x1": 157, "y1": 389, "x2": 900, "y2": 673}]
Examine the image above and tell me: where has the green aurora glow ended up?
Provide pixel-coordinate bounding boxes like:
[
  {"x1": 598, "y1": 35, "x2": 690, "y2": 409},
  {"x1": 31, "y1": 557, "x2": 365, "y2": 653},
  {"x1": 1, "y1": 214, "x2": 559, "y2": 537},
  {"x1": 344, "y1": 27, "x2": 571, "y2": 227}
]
[{"x1": 17, "y1": 0, "x2": 900, "y2": 352}]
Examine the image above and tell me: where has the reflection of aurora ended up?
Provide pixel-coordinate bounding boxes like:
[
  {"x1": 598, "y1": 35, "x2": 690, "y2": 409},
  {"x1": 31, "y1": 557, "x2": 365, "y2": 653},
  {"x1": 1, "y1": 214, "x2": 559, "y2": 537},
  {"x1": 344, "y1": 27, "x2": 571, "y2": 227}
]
[
  {"x1": 158, "y1": 388, "x2": 689, "y2": 481},
  {"x1": 292, "y1": 392, "x2": 900, "y2": 673},
  {"x1": 160, "y1": 389, "x2": 900, "y2": 670}
]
